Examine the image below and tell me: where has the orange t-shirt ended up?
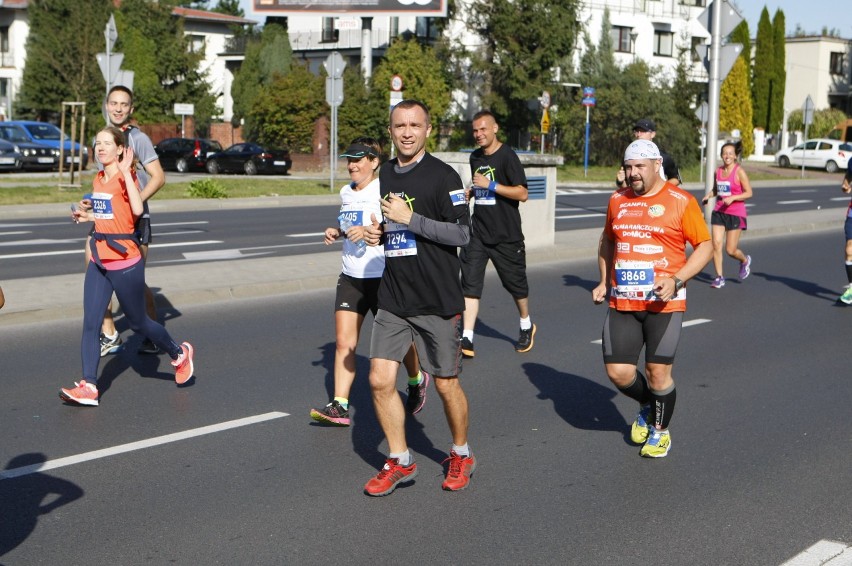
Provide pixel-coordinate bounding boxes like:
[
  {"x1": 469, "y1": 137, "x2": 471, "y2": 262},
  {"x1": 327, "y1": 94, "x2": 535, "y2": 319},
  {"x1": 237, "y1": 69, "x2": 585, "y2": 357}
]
[
  {"x1": 604, "y1": 182, "x2": 710, "y2": 313},
  {"x1": 91, "y1": 171, "x2": 140, "y2": 263}
]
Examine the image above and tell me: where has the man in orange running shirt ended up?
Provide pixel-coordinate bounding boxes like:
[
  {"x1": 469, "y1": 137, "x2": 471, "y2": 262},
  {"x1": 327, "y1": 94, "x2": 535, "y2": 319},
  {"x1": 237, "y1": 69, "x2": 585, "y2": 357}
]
[{"x1": 592, "y1": 139, "x2": 712, "y2": 458}]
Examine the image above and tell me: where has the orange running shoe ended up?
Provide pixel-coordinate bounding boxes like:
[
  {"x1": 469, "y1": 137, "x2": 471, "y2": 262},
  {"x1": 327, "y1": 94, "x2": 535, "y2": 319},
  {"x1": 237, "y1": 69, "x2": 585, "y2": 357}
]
[
  {"x1": 441, "y1": 451, "x2": 476, "y2": 491},
  {"x1": 59, "y1": 380, "x2": 99, "y2": 406},
  {"x1": 172, "y1": 342, "x2": 195, "y2": 384},
  {"x1": 364, "y1": 458, "x2": 418, "y2": 496}
]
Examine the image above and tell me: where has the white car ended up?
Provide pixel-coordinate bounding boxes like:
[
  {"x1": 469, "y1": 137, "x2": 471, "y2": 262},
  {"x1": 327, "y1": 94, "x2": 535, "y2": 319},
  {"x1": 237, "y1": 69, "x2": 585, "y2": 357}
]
[{"x1": 775, "y1": 138, "x2": 852, "y2": 173}]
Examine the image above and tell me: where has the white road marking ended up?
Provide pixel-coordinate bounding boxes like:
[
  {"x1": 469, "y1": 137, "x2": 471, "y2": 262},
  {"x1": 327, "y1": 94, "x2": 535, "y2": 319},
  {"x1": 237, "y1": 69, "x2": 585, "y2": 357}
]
[
  {"x1": 781, "y1": 540, "x2": 852, "y2": 565},
  {"x1": 0, "y1": 411, "x2": 289, "y2": 480},
  {"x1": 0, "y1": 231, "x2": 31, "y2": 236},
  {"x1": 778, "y1": 200, "x2": 812, "y2": 205},
  {"x1": 151, "y1": 221, "x2": 209, "y2": 227},
  {"x1": 790, "y1": 189, "x2": 818, "y2": 193},
  {"x1": 182, "y1": 249, "x2": 271, "y2": 260},
  {"x1": 556, "y1": 213, "x2": 606, "y2": 220},
  {"x1": 830, "y1": 197, "x2": 851, "y2": 202},
  {"x1": 591, "y1": 318, "x2": 711, "y2": 344},
  {"x1": 0, "y1": 240, "x2": 222, "y2": 260},
  {"x1": 288, "y1": 232, "x2": 326, "y2": 238}
]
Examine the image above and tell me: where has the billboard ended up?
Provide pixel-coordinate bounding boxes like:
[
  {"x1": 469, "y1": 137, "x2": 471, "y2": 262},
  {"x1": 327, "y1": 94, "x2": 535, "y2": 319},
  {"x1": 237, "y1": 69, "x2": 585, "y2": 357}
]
[{"x1": 253, "y1": 0, "x2": 447, "y2": 17}]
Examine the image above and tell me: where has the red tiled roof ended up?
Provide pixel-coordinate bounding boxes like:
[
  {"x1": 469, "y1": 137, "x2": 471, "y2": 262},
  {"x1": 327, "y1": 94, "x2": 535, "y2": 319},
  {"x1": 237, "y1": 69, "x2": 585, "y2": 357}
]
[
  {"x1": 172, "y1": 7, "x2": 255, "y2": 26},
  {"x1": 1, "y1": 1, "x2": 256, "y2": 26}
]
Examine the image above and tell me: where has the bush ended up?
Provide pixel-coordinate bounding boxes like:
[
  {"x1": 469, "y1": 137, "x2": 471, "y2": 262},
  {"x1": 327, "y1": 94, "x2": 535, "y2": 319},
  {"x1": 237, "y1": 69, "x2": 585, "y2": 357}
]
[{"x1": 187, "y1": 178, "x2": 228, "y2": 199}]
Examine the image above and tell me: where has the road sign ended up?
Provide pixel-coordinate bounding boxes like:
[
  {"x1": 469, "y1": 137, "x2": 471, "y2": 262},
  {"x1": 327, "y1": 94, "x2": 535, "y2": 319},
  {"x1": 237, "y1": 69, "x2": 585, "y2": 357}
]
[
  {"x1": 391, "y1": 74, "x2": 403, "y2": 92},
  {"x1": 803, "y1": 95, "x2": 815, "y2": 125},
  {"x1": 582, "y1": 97, "x2": 596, "y2": 107},
  {"x1": 540, "y1": 108, "x2": 550, "y2": 134},
  {"x1": 96, "y1": 52, "x2": 123, "y2": 84},
  {"x1": 389, "y1": 90, "x2": 403, "y2": 109},
  {"x1": 323, "y1": 51, "x2": 346, "y2": 79},
  {"x1": 695, "y1": 43, "x2": 742, "y2": 82},
  {"x1": 582, "y1": 87, "x2": 595, "y2": 97},
  {"x1": 114, "y1": 70, "x2": 134, "y2": 91},
  {"x1": 326, "y1": 76, "x2": 344, "y2": 107},
  {"x1": 540, "y1": 91, "x2": 550, "y2": 109},
  {"x1": 697, "y1": 0, "x2": 743, "y2": 38},
  {"x1": 174, "y1": 103, "x2": 194, "y2": 115},
  {"x1": 104, "y1": 14, "x2": 118, "y2": 52},
  {"x1": 695, "y1": 101, "x2": 709, "y2": 123}
]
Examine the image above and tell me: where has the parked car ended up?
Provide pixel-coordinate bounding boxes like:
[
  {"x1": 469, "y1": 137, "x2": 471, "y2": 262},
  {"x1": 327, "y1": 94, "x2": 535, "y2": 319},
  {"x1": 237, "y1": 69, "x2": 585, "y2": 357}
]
[
  {"x1": 0, "y1": 120, "x2": 89, "y2": 169},
  {"x1": 205, "y1": 142, "x2": 291, "y2": 175},
  {"x1": 0, "y1": 138, "x2": 23, "y2": 172},
  {"x1": 775, "y1": 138, "x2": 852, "y2": 173},
  {"x1": 155, "y1": 137, "x2": 223, "y2": 173},
  {"x1": 15, "y1": 142, "x2": 59, "y2": 171}
]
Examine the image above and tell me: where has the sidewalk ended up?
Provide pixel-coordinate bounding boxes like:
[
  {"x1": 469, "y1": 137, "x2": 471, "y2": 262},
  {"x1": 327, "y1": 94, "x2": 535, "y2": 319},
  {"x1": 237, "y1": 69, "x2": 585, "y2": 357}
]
[{"x1": 0, "y1": 194, "x2": 844, "y2": 327}]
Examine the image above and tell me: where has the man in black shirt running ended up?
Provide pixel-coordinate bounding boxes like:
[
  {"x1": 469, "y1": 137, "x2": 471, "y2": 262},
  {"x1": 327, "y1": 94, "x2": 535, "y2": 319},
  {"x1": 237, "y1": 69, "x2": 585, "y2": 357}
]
[
  {"x1": 362, "y1": 99, "x2": 475, "y2": 496},
  {"x1": 460, "y1": 110, "x2": 535, "y2": 357}
]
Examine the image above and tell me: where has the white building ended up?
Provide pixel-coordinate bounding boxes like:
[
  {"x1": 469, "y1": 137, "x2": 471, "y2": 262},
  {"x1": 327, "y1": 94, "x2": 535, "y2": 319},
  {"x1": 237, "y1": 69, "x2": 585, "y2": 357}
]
[
  {"x1": 784, "y1": 35, "x2": 852, "y2": 115},
  {"x1": 0, "y1": 1, "x2": 254, "y2": 122}
]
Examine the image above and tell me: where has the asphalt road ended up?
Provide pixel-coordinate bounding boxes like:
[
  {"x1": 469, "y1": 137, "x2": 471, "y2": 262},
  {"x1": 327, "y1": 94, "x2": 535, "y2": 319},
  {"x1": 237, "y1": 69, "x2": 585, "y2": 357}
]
[
  {"x1": 1, "y1": 180, "x2": 847, "y2": 281},
  {"x1": 1, "y1": 229, "x2": 850, "y2": 564}
]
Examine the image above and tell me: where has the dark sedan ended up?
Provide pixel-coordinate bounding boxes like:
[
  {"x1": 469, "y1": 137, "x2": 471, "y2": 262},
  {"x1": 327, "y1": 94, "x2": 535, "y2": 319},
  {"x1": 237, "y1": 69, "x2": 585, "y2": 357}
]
[
  {"x1": 0, "y1": 139, "x2": 22, "y2": 171},
  {"x1": 155, "y1": 137, "x2": 223, "y2": 173},
  {"x1": 205, "y1": 142, "x2": 291, "y2": 175},
  {"x1": 17, "y1": 142, "x2": 59, "y2": 171}
]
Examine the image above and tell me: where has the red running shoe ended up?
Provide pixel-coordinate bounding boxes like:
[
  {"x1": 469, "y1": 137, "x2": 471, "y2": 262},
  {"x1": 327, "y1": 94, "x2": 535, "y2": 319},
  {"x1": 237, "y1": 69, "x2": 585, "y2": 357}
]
[
  {"x1": 364, "y1": 458, "x2": 418, "y2": 496},
  {"x1": 172, "y1": 342, "x2": 194, "y2": 384},
  {"x1": 59, "y1": 380, "x2": 99, "y2": 406},
  {"x1": 441, "y1": 451, "x2": 476, "y2": 491}
]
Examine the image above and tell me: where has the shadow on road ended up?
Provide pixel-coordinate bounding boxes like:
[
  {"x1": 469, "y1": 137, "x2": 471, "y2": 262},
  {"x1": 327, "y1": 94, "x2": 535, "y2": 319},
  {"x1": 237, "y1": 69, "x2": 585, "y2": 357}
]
[
  {"x1": 0, "y1": 453, "x2": 84, "y2": 560},
  {"x1": 752, "y1": 271, "x2": 840, "y2": 302}
]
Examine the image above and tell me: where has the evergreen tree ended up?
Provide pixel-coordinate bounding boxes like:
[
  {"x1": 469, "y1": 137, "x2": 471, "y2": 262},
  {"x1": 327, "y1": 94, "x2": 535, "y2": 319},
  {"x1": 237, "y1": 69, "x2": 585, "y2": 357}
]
[
  {"x1": 729, "y1": 20, "x2": 751, "y2": 88},
  {"x1": 338, "y1": 66, "x2": 386, "y2": 151},
  {"x1": 231, "y1": 23, "x2": 291, "y2": 140},
  {"x1": 116, "y1": 0, "x2": 217, "y2": 133},
  {"x1": 212, "y1": 0, "x2": 244, "y2": 17},
  {"x1": 250, "y1": 62, "x2": 324, "y2": 152},
  {"x1": 468, "y1": 0, "x2": 581, "y2": 139},
  {"x1": 720, "y1": 56, "x2": 755, "y2": 156},
  {"x1": 367, "y1": 38, "x2": 452, "y2": 152},
  {"x1": 16, "y1": 0, "x2": 112, "y2": 128},
  {"x1": 769, "y1": 10, "x2": 786, "y2": 133},
  {"x1": 751, "y1": 7, "x2": 773, "y2": 130}
]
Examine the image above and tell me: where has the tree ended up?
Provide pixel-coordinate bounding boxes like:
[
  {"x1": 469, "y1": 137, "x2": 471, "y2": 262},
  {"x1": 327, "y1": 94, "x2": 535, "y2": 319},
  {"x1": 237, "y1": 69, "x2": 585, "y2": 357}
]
[
  {"x1": 787, "y1": 107, "x2": 847, "y2": 137},
  {"x1": 468, "y1": 0, "x2": 581, "y2": 140},
  {"x1": 729, "y1": 19, "x2": 751, "y2": 88},
  {"x1": 337, "y1": 66, "x2": 387, "y2": 151},
  {"x1": 16, "y1": 0, "x2": 112, "y2": 129},
  {"x1": 769, "y1": 10, "x2": 786, "y2": 133},
  {"x1": 720, "y1": 56, "x2": 755, "y2": 157},
  {"x1": 751, "y1": 7, "x2": 773, "y2": 130},
  {"x1": 250, "y1": 62, "x2": 324, "y2": 152},
  {"x1": 367, "y1": 38, "x2": 452, "y2": 152},
  {"x1": 231, "y1": 23, "x2": 292, "y2": 140},
  {"x1": 211, "y1": 0, "x2": 244, "y2": 17},
  {"x1": 115, "y1": 0, "x2": 217, "y2": 133}
]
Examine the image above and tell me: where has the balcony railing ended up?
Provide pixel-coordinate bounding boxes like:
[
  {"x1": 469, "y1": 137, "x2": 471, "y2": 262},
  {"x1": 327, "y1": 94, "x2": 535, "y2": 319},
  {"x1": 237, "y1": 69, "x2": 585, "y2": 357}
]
[{"x1": 0, "y1": 51, "x2": 13, "y2": 68}]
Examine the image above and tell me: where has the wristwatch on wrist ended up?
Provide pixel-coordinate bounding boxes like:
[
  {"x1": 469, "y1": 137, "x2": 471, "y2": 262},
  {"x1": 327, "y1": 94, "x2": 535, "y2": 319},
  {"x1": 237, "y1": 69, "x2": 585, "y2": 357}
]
[{"x1": 672, "y1": 276, "x2": 684, "y2": 292}]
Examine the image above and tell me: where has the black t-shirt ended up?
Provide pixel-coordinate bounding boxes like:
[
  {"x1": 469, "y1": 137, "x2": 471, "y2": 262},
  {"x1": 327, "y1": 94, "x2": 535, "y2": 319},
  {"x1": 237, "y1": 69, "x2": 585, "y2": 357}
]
[
  {"x1": 469, "y1": 144, "x2": 528, "y2": 244},
  {"x1": 661, "y1": 150, "x2": 681, "y2": 184},
  {"x1": 378, "y1": 153, "x2": 469, "y2": 317}
]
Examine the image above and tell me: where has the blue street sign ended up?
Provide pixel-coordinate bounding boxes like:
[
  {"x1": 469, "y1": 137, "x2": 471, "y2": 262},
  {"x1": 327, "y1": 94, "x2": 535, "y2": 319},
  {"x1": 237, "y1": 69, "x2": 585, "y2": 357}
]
[{"x1": 582, "y1": 97, "x2": 596, "y2": 107}]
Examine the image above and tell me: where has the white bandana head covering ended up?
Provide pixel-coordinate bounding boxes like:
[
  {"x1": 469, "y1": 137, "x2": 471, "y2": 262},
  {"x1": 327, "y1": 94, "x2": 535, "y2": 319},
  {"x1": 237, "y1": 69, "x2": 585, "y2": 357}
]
[{"x1": 624, "y1": 139, "x2": 662, "y2": 162}]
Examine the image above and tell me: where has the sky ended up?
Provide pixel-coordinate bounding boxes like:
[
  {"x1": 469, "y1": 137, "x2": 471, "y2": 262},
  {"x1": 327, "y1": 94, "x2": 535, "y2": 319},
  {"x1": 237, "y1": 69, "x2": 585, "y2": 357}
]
[
  {"x1": 732, "y1": 0, "x2": 852, "y2": 38},
  {"x1": 238, "y1": 0, "x2": 852, "y2": 39}
]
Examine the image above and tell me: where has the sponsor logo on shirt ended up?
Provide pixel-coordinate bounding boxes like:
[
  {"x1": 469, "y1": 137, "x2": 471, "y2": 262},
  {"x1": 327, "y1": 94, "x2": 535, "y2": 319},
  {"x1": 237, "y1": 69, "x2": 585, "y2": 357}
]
[
  {"x1": 633, "y1": 244, "x2": 664, "y2": 255},
  {"x1": 450, "y1": 189, "x2": 466, "y2": 205},
  {"x1": 648, "y1": 204, "x2": 665, "y2": 218}
]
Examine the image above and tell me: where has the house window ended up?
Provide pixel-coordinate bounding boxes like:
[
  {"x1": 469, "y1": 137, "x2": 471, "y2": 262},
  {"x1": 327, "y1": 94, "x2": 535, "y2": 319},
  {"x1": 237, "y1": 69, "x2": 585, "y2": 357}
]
[
  {"x1": 830, "y1": 52, "x2": 844, "y2": 75},
  {"x1": 680, "y1": 0, "x2": 706, "y2": 6},
  {"x1": 691, "y1": 37, "x2": 705, "y2": 62},
  {"x1": 611, "y1": 26, "x2": 633, "y2": 53},
  {"x1": 0, "y1": 27, "x2": 8, "y2": 53},
  {"x1": 187, "y1": 34, "x2": 205, "y2": 53},
  {"x1": 654, "y1": 31, "x2": 674, "y2": 57},
  {"x1": 321, "y1": 17, "x2": 339, "y2": 43}
]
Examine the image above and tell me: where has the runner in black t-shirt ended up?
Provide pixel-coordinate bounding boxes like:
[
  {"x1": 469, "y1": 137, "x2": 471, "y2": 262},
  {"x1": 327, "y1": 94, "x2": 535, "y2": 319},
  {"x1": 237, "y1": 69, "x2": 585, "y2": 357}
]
[
  {"x1": 361, "y1": 100, "x2": 476, "y2": 497},
  {"x1": 615, "y1": 118, "x2": 681, "y2": 189},
  {"x1": 460, "y1": 110, "x2": 536, "y2": 357}
]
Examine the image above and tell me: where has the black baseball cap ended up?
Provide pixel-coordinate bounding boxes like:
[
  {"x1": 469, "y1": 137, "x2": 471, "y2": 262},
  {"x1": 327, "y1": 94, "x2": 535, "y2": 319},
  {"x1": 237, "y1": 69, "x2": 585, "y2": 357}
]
[
  {"x1": 633, "y1": 118, "x2": 656, "y2": 132},
  {"x1": 340, "y1": 143, "x2": 377, "y2": 159}
]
